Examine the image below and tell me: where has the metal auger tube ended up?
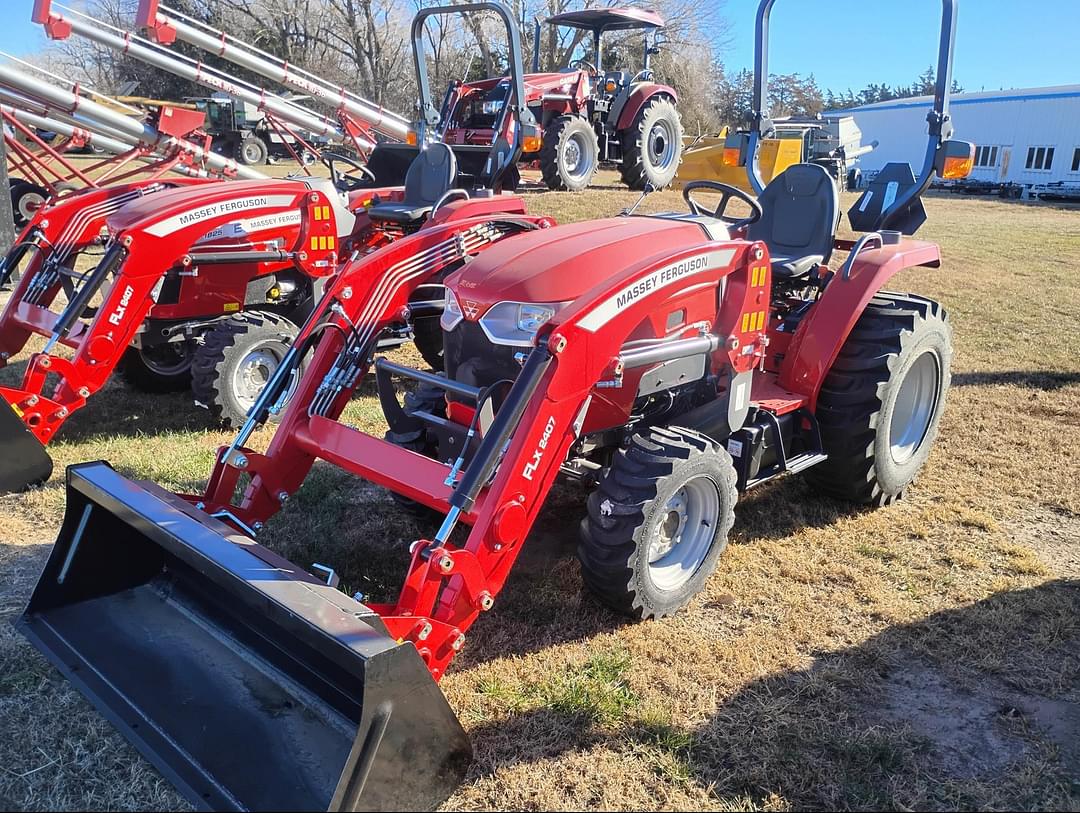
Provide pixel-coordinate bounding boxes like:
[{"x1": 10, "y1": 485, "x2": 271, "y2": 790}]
[
  {"x1": 0, "y1": 62, "x2": 264, "y2": 180},
  {"x1": 36, "y1": 6, "x2": 352, "y2": 151},
  {"x1": 151, "y1": 5, "x2": 409, "y2": 142}
]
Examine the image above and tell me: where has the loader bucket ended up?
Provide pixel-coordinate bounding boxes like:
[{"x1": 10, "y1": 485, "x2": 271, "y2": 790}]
[
  {"x1": 17, "y1": 462, "x2": 471, "y2": 812},
  {"x1": 0, "y1": 397, "x2": 53, "y2": 492}
]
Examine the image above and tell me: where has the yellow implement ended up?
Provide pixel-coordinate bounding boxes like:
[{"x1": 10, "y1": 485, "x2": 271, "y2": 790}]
[{"x1": 676, "y1": 129, "x2": 805, "y2": 193}]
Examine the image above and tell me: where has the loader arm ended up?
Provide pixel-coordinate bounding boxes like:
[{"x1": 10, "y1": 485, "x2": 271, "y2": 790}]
[{"x1": 3, "y1": 180, "x2": 338, "y2": 446}]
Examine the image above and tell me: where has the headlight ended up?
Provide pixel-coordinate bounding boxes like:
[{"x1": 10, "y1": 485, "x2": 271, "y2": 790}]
[
  {"x1": 479, "y1": 301, "x2": 567, "y2": 347},
  {"x1": 441, "y1": 288, "x2": 464, "y2": 331}
]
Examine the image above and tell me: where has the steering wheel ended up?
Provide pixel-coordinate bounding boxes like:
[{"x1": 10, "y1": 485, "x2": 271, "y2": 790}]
[
  {"x1": 682, "y1": 180, "x2": 763, "y2": 231},
  {"x1": 570, "y1": 59, "x2": 597, "y2": 75},
  {"x1": 321, "y1": 151, "x2": 376, "y2": 192}
]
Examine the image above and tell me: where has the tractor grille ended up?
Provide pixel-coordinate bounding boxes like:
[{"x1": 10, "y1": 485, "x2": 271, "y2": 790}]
[{"x1": 443, "y1": 321, "x2": 521, "y2": 400}]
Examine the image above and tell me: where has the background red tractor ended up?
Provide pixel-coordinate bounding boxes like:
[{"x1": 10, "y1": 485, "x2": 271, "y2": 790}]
[{"x1": 532, "y1": 8, "x2": 682, "y2": 191}]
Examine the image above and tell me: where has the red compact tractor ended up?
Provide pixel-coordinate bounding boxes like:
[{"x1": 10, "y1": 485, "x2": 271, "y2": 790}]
[
  {"x1": 16, "y1": 0, "x2": 975, "y2": 809},
  {"x1": 0, "y1": 1, "x2": 536, "y2": 493}
]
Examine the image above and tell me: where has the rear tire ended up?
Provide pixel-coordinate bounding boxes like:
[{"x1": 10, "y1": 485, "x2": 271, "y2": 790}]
[
  {"x1": 540, "y1": 116, "x2": 599, "y2": 192},
  {"x1": 619, "y1": 96, "x2": 683, "y2": 191},
  {"x1": 806, "y1": 293, "x2": 952, "y2": 506},
  {"x1": 238, "y1": 135, "x2": 269, "y2": 166},
  {"x1": 191, "y1": 311, "x2": 299, "y2": 428},
  {"x1": 580, "y1": 426, "x2": 737, "y2": 619},
  {"x1": 119, "y1": 344, "x2": 193, "y2": 393}
]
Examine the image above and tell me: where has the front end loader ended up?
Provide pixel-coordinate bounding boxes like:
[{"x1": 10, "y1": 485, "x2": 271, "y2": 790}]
[{"x1": 16, "y1": 0, "x2": 975, "y2": 809}]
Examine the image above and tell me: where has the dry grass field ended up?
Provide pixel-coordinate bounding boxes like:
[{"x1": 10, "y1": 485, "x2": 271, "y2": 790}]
[{"x1": 0, "y1": 170, "x2": 1078, "y2": 811}]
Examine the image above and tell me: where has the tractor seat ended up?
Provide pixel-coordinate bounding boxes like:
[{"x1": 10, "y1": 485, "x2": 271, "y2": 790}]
[
  {"x1": 368, "y1": 143, "x2": 458, "y2": 225},
  {"x1": 747, "y1": 163, "x2": 839, "y2": 280},
  {"x1": 301, "y1": 177, "x2": 356, "y2": 238}
]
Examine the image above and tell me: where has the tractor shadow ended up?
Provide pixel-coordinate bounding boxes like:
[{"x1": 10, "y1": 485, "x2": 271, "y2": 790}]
[
  {"x1": 461, "y1": 579, "x2": 1080, "y2": 809},
  {"x1": 952, "y1": 370, "x2": 1080, "y2": 391}
]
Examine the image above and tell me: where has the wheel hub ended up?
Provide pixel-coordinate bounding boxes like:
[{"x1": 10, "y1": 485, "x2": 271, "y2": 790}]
[
  {"x1": 140, "y1": 343, "x2": 192, "y2": 376},
  {"x1": 889, "y1": 351, "x2": 941, "y2": 464},
  {"x1": 647, "y1": 120, "x2": 676, "y2": 170},
  {"x1": 563, "y1": 133, "x2": 593, "y2": 180},
  {"x1": 233, "y1": 347, "x2": 280, "y2": 410},
  {"x1": 647, "y1": 477, "x2": 720, "y2": 592}
]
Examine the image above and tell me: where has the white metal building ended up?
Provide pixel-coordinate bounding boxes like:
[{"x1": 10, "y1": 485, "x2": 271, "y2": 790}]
[{"x1": 835, "y1": 85, "x2": 1080, "y2": 188}]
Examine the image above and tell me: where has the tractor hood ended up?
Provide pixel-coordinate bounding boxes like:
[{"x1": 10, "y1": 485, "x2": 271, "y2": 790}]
[{"x1": 446, "y1": 216, "x2": 708, "y2": 316}]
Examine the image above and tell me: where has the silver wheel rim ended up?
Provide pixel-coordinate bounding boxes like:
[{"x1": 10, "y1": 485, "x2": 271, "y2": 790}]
[
  {"x1": 647, "y1": 475, "x2": 720, "y2": 591},
  {"x1": 232, "y1": 343, "x2": 284, "y2": 412},
  {"x1": 563, "y1": 133, "x2": 593, "y2": 180},
  {"x1": 19, "y1": 191, "x2": 44, "y2": 220},
  {"x1": 243, "y1": 142, "x2": 262, "y2": 163},
  {"x1": 646, "y1": 119, "x2": 677, "y2": 171},
  {"x1": 889, "y1": 351, "x2": 941, "y2": 464},
  {"x1": 140, "y1": 344, "x2": 191, "y2": 376}
]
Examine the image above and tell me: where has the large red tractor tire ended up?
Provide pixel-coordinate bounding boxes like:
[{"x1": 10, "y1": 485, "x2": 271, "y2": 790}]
[
  {"x1": 118, "y1": 344, "x2": 194, "y2": 393},
  {"x1": 806, "y1": 293, "x2": 952, "y2": 506},
  {"x1": 540, "y1": 116, "x2": 599, "y2": 192},
  {"x1": 579, "y1": 426, "x2": 737, "y2": 619},
  {"x1": 619, "y1": 96, "x2": 684, "y2": 191},
  {"x1": 191, "y1": 311, "x2": 301, "y2": 428}
]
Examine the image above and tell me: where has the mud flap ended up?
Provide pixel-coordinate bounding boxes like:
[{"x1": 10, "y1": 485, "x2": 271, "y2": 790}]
[
  {"x1": 18, "y1": 462, "x2": 471, "y2": 811},
  {"x1": 0, "y1": 397, "x2": 53, "y2": 492}
]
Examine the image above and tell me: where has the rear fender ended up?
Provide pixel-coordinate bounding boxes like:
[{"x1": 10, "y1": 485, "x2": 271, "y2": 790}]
[
  {"x1": 429, "y1": 195, "x2": 528, "y2": 225},
  {"x1": 777, "y1": 239, "x2": 942, "y2": 407},
  {"x1": 614, "y1": 83, "x2": 677, "y2": 132}
]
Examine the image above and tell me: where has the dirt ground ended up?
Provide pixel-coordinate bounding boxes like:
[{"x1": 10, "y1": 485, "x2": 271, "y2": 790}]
[{"x1": 0, "y1": 170, "x2": 1078, "y2": 811}]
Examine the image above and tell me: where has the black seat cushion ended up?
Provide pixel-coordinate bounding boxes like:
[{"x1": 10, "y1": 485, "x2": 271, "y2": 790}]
[
  {"x1": 369, "y1": 143, "x2": 457, "y2": 225},
  {"x1": 747, "y1": 163, "x2": 839, "y2": 279}
]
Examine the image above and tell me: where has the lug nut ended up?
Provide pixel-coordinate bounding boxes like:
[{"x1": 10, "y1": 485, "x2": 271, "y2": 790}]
[
  {"x1": 56, "y1": 407, "x2": 68, "y2": 418},
  {"x1": 233, "y1": 454, "x2": 248, "y2": 469},
  {"x1": 77, "y1": 387, "x2": 90, "y2": 398},
  {"x1": 477, "y1": 591, "x2": 494, "y2": 611},
  {"x1": 253, "y1": 522, "x2": 264, "y2": 532},
  {"x1": 417, "y1": 622, "x2": 432, "y2": 641},
  {"x1": 277, "y1": 490, "x2": 289, "y2": 503},
  {"x1": 437, "y1": 555, "x2": 454, "y2": 574},
  {"x1": 39, "y1": 357, "x2": 51, "y2": 369},
  {"x1": 451, "y1": 632, "x2": 466, "y2": 651},
  {"x1": 27, "y1": 395, "x2": 38, "y2": 406}
]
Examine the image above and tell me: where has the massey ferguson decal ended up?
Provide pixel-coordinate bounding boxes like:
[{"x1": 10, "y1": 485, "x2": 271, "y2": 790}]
[
  {"x1": 144, "y1": 194, "x2": 297, "y2": 237},
  {"x1": 576, "y1": 248, "x2": 736, "y2": 332},
  {"x1": 196, "y1": 210, "x2": 304, "y2": 244}
]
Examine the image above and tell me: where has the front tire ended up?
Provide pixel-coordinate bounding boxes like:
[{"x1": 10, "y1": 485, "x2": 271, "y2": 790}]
[
  {"x1": 11, "y1": 181, "x2": 48, "y2": 226},
  {"x1": 191, "y1": 311, "x2": 300, "y2": 427},
  {"x1": 806, "y1": 293, "x2": 952, "y2": 506},
  {"x1": 119, "y1": 344, "x2": 194, "y2": 393},
  {"x1": 619, "y1": 96, "x2": 683, "y2": 191},
  {"x1": 238, "y1": 135, "x2": 269, "y2": 166},
  {"x1": 580, "y1": 426, "x2": 737, "y2": 619},
  {"x1": 540, "y1": 116, "x2": 599, "y2": 192}
]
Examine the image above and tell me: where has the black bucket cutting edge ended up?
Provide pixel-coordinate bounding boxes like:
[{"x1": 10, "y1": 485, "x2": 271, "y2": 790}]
[
  {"x1": 0, "y1": 397, "x2": 52, "y2": 493},
  {"x1": 17, "y1": 461, "x2": 471, "y2": 812}
]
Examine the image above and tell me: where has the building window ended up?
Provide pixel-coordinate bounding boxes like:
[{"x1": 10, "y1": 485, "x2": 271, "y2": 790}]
[
  {"x1": 1026, "y1": 146, "x2": 1055, "y2": 171},
  {"x1": 974, "y1": 145, "x2": 998, "y2": 167},
  {"x1": 1072, "y1": 147, "x2": 1080, "y2": 173}
]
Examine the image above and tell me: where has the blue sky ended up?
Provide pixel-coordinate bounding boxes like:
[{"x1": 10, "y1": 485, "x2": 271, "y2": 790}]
[
  {"x1": 1, "y1": 1, "x2": 1077, "y2": 94},
  {"x1": 720, "y1": 0, "x2": 1079, "y2": 93}
]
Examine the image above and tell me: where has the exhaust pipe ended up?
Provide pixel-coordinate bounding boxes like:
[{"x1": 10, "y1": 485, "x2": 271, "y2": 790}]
[
  {"x1": 18, "y1": 462, "x2": 471, "y2": 811},
  {"x1": 0, "y1": 397, "x2": 53, "y2": 492}
]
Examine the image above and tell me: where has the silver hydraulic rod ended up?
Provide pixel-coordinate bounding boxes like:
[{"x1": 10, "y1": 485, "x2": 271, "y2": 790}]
[
  {"x1": 42, "y1": 4, "x2": 369, "y2": 152},
  {"x1": 151, "y1": 5, "x2": 409, "y2": 141},
  {"x1": 0, "y1": 62, "x2": 264, "y2": 179}
]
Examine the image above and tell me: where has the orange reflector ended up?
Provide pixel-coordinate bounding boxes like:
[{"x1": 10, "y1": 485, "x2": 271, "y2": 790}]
[
  {"x1": 223, "y1": 303, "x2": 240, "y2": 313},
  {"x1": 522, "y1": 134, "x2": 542, "y2": 153},
  {"x1": 406, "y1": 130, "x2": 418, "y2": 146},
  {"x1": 942, "y1": 154, "x2": 974, "y2": 180},
  {"x1": 310, "y1": 236, "x2": 319, "y2": 251},
  {"x1": 722, "y1": 147, "x2": 741, "y2": 167},
  {"x1": 605, "y1": 79, "x2": 617, "y2": 93}
]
